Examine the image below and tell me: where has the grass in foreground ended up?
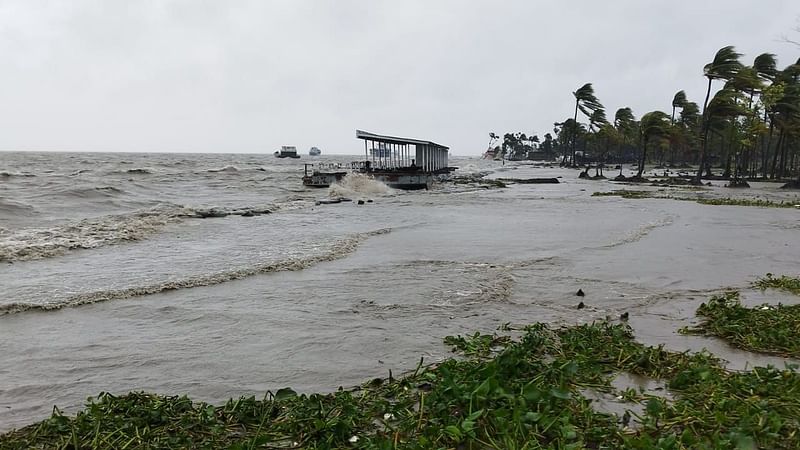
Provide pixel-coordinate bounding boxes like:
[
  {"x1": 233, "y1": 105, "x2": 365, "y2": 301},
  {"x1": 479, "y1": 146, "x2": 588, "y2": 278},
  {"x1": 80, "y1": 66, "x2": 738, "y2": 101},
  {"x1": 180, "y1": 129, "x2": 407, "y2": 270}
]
[
  {"x1": 592, "y1": 190, "x2": 800, "y2": 208},
  {"x1": 3, "y1": 322, "x2": 800, "y2": 449},
  {"x1": 682, "y1": 289, "x2": 800, "y2": 358}
]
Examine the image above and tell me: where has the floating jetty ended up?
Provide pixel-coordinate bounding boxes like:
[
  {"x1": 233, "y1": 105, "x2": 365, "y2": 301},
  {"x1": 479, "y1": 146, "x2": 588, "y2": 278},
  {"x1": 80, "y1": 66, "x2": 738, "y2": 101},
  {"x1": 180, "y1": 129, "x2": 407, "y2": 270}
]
[{"x1": 303, "y1": 130, "x2": 454, "y2": 190}]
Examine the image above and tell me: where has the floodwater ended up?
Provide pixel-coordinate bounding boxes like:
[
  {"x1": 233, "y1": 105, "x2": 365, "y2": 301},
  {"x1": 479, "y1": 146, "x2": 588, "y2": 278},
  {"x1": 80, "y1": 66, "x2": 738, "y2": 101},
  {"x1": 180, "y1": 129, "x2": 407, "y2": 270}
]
[{"x1": 1, "y1": 152, "x2": 798, "y2": 431}]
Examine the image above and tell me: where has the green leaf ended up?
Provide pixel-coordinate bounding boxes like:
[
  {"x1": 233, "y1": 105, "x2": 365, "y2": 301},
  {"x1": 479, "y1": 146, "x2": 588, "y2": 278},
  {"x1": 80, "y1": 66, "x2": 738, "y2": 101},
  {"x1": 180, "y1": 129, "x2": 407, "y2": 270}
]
[{"x1": 274, "y1": 388, "x2": 297, "y2": 401}]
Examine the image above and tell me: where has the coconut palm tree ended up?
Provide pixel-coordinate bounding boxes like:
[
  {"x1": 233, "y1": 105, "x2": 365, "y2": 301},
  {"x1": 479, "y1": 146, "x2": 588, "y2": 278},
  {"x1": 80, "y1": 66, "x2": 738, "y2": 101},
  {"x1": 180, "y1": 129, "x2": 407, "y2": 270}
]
[
  {"x1": 695, "y1": 46, "x2": 743, "y2": 183},
  {"x1": 570, "y1": 83, "x2": 604, "y2": 166},
  {"x1": 671, "y1": 91, "x2": 687, "y2": 123},
  {"x1": 754, "y1": 53, "x2": 778, "y2": 82},
  {"x1": 637, "y1": 111, "x2": 671, "y2": 178},
  {"x1": 614, "y1": 107, "x2": 636, "y2": 176},
  {"x1": 666, "y1": 91, "x2": 688, "y2": 165}
]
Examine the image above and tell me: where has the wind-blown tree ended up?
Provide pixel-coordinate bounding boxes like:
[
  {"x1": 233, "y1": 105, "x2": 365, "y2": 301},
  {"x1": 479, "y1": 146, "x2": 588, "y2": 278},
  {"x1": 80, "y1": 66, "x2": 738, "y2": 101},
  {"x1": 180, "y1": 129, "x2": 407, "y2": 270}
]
[
  {"x1": 705, "y1": 88, "x2": 749, "y2": 178},
  {"x1": 594, "y1": 123, "x2": 620, "y2": 176},
  {"x1": 637, "y1": 111, "x2": 671, "y2": 178},
  {"x1": 614, "y1": 107, "x2": 636, "y2": 176},
  {"x1": 752, "y1": 53, "x2": 778, "y2": 178},
  {"x1": 671, "y1": 91, "x2": 688, "y2": 123},
  {"x1": 695, "y1": 46, "x2": 743, "y2": 183},
  {"x1": 541, "y1": 133, "x2": 555, "y2": 157},
  {"x1": 770, "y1": 62, "x2": 800, "y2": 179},
  {"x1": 725, "y1": 66, "x2": 766, "y2": 178},
  {"x1": 488, "y1": 132, "x2": 499, "y2": 149},
  {"x1": 570, "y1": 83, "x2": 604, "y2": 166},
  {"x1": 666, "y1": 91, "x2": 688, "y2": 165}
]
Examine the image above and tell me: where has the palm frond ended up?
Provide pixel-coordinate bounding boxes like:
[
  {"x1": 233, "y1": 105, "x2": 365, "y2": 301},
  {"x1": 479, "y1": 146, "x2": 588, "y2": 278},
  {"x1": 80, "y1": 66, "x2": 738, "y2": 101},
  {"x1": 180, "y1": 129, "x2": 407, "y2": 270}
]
[
  {"x1": 672, "y1": 90, "x2": 687, "y2": 108},
  {"x1": 704, "y1": 46, "x2": 743, "y2": 80},
  {"x1": 753, "y1": 53, "x2": 778, "y2": 81}
]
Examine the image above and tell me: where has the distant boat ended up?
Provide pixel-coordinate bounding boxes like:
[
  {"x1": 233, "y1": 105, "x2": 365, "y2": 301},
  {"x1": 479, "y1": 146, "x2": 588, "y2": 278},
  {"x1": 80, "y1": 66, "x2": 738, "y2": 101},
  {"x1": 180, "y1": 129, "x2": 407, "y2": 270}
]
[
  {"x1": 274, "y1": 146, "x2": 300, "y2": 159},
  {"x1": 309, "y1": 146, "x2": 321, "y2": 156}
]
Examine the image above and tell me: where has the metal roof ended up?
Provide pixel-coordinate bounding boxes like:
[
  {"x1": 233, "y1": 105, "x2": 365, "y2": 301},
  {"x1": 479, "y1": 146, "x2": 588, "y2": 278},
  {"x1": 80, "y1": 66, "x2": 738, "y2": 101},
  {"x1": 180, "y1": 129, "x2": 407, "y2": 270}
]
[{"x1": 356, "y1": 130, "x2": 449, "y2": 150}]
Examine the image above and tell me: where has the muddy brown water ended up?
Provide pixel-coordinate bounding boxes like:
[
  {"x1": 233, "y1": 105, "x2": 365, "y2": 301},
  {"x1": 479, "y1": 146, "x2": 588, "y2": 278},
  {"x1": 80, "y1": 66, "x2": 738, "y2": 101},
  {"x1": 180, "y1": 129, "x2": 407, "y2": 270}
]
[{"x1": 1, "y1": 153, "x2": 799, "y2": 431}]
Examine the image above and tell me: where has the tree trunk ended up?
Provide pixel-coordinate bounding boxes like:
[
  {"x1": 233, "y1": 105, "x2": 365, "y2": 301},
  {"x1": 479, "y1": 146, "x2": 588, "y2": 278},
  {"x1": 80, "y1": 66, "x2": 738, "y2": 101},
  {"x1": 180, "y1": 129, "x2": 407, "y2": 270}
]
[
  {"x1": 694, "y1": 77, "x2": 714, "y2": 183},
  {"x1": 722, "y1": 122, "x2": 735, "y2": 179},
  {"x1": 637, "y1": 136, "x2": 648, "y2": 178},
  {"x1": 570, "y1": 101, "x2": 579, "y2": 167},
  {"x1": 771, "y1": 129, "x2": 784, "y2": 179},
  {"x1": 762, "y1": 117, "x2": 774, "y2": 179}
]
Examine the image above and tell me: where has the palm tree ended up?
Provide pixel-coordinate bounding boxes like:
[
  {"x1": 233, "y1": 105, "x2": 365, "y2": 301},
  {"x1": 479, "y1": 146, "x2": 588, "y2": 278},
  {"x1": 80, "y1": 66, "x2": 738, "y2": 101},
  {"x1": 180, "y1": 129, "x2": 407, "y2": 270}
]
[
  {"x1": 570, "y1": 83, "x2": 604, "y2": 166},
  {"x1": 667, "y1": 91, "x2": 688, "y2": 165},
  {"x1": 637, "y1": 111, "x2": 671, "y2": 178},
  {"x1": 671, "y1": 90, "x2": 687, "y2": 123},
  {"x1": 754, "y1": 53, "x2": 778, "y2": 82},
  {"x1": 753, "y1": 53, "x2": 778, "y2": 178},
  {"x1": 614, "y1": 107, "x2": 636, "y2": 176},
  {"x1": 770, "y1": 63, "x2": 800, "y2": 179},
  {"x1": 695, "y1": 46, "x2": 743, "y2": 183}
]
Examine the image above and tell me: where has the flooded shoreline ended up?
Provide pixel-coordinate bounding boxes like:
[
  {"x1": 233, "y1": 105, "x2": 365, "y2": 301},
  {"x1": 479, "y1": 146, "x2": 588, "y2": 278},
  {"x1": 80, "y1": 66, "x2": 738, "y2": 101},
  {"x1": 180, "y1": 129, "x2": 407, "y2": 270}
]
[{"x1": 1, "y1": 154, "x2": 799, "y2": 431}]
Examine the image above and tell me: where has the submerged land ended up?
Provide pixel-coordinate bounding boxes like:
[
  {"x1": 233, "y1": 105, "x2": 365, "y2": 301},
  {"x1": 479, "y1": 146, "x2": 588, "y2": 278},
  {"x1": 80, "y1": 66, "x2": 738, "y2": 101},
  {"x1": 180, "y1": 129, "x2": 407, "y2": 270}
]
[{"x1": 2, "y1": 274, "x2": 799, "y2": 449}]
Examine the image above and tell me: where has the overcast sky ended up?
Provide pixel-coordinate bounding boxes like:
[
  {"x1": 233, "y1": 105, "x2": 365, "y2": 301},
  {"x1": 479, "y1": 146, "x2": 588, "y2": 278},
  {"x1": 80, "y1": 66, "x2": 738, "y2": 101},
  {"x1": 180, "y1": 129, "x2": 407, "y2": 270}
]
[{"x1": 1, "y1": 1, "x2": 799, "y2": 155}]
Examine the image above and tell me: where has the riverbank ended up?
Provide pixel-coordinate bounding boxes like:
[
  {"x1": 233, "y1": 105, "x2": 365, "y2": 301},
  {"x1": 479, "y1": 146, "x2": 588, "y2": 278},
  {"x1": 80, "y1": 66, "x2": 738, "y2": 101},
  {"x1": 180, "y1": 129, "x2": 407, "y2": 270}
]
[{"x1": 3, "y1": 293, "x2": 800, "y2": 448}]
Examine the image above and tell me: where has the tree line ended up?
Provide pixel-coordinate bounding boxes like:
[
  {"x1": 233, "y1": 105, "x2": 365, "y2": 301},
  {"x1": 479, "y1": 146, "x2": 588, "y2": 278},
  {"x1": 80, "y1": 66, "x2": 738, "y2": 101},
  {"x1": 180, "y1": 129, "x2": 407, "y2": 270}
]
[{"x1": 490, "y1": 45, "x2": 800, "y2": 185}]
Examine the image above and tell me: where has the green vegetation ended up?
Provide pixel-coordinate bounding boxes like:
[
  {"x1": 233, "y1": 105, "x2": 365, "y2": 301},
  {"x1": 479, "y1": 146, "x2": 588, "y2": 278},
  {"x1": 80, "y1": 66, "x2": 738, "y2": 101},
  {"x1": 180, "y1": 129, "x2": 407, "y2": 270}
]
[
  {"x1": 547, "y1": 46, "x2": 800, "y2": 184},
  {"x1": 4, "y1": 321, "x2": 800, "y2": 449},
  {"x1": 754, "y1": 273, "x2": 800, "y2": 295},
  {"x1": 682, "y1": 291, "x2": 800, "y2": 357},
  {"x1": 592, "y1": 190, "x2": 653, "y2": 199},
  {"x1": 592, "y1": 189, "x2": 799, "y2": 208}
]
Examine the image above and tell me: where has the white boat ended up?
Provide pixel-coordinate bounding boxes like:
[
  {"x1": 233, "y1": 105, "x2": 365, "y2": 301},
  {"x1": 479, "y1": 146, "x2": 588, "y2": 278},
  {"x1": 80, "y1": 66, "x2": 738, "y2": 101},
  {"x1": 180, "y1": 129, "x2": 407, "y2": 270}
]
[
  {"x1": 274, "y1": 146, "x2": 300, "y2": 159},
  {"x1": 309, "y1": 147, "x2": 322, "y2": 156}
]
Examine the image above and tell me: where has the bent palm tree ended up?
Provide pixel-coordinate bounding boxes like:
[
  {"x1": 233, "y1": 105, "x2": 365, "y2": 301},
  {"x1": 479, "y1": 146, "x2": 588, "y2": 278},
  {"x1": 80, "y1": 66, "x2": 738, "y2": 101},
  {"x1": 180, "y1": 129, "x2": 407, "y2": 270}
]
[
  {"x1": 695, "y1": 46, "x2": 743, "y2": 183},
  {"x1": 614, "y1": 107, "x2": 636, "y2": 176},
  {"x1": 570, "y1": 83, "x2": 603, "y2": 166},
  {"x1": 671, "y1": 90, "x2": 687, "y2": 123},
  {"x1": 637, "y1": 111, "x2": 671, "y2": 178}
]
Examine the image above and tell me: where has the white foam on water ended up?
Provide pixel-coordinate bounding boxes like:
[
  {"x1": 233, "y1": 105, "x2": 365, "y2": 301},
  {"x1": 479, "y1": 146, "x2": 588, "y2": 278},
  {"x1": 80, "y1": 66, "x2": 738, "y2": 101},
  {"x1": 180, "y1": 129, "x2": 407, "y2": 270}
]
[
  {"x1": 0, "y1": 228, "x2": 391, "y2": 315},
  {"x1": 328, "y1": 173, "x2": 392, "y2": 198}
]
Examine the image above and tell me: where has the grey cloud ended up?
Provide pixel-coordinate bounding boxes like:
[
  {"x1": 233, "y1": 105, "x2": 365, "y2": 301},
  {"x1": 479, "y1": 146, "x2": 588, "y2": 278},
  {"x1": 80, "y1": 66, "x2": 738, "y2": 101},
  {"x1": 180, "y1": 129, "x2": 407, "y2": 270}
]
[{"x1": 0, "y1": 0, "x2": 798, "y2": 154}]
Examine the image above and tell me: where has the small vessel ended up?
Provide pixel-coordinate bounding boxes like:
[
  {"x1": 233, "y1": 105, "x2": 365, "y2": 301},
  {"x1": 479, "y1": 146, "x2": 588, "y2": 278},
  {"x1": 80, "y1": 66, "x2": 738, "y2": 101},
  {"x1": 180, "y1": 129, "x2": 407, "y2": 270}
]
[
  {"x1": 309, "y1": 146, "x2": 322, "y2": 156},
  {"x1": 274, "y1": 146, "x2": 300, "y2": 159}
]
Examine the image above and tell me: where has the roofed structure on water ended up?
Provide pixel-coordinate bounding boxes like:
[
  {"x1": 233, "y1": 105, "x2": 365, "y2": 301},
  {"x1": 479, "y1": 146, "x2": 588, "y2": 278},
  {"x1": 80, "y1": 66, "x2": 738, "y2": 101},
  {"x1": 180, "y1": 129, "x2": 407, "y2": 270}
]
[{"x1": 356, "y1": 130, "x2": 449, "y2": 173}]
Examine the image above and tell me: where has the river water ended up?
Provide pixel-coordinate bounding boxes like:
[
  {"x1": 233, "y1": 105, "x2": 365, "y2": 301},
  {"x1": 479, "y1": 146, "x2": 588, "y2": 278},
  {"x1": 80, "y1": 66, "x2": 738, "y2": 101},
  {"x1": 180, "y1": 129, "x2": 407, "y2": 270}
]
[{"x1": 1, "y1": 152, "x2": 798, "y2": 431}]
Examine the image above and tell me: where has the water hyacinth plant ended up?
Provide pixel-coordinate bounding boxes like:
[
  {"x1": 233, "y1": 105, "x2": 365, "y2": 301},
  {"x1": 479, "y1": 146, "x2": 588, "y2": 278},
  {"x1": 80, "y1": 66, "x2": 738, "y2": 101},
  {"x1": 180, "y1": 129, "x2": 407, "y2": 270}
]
[{"x1": 3, "y1": 320, "x2": 800, "y2": 449}]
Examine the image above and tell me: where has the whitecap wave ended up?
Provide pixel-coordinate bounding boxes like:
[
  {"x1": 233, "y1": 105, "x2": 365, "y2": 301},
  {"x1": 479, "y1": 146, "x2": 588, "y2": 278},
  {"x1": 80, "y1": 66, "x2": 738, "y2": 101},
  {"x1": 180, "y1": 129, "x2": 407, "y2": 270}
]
[
  {"x1": 0, "y1": 199, "x2": 319, "y2": 262},
  {"x1": 0, "y1": 228, "x2": 391, "y2": 315},
  {"x1": 207, "y1": 165, "x2": 240, "y2": 173},
  {"x1": 598, "y1": 215, "x2": 675, "y2": 249},
  {"x1": 328, "y1": 173, "x2": 391, "y2": 198},
  {"x1": 0, "y1": 206, "x2": 187, "y2": 262}
]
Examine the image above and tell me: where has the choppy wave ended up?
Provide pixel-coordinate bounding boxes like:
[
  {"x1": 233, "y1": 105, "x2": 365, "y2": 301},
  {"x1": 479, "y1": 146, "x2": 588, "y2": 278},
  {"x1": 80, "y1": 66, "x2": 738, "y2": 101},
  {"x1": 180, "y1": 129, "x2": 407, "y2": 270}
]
[
  {"x1": 0, "y1": 199, "x2": 36, "y2": 217},
  {"x1": 207, "y1": 165, "x2": 240, "y2": 173},
  {"x1": 0, "y1": 171, "x2": 36, "y2": 178},
  {"x1": 125, "y1": 168, "x2": 152, "y2": 174},
  {"x1": 0, "y1": 206, "x2": 187, "y2": 262},
  {"x1": 597, "y1": 215, "x2": 675, "y2": 249},
  {"x1": 328, "y1": 173, "x2": 391, "y2": 198},
  {"x1": 39, "y1": 185, "x2": 128, "y2": 200},
  {"x1": 0, "y1": 228, "x2": 391, "y2": 315},
  {"x1": 0, "y1": 199, "x2": 319, "y2": 262}
]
